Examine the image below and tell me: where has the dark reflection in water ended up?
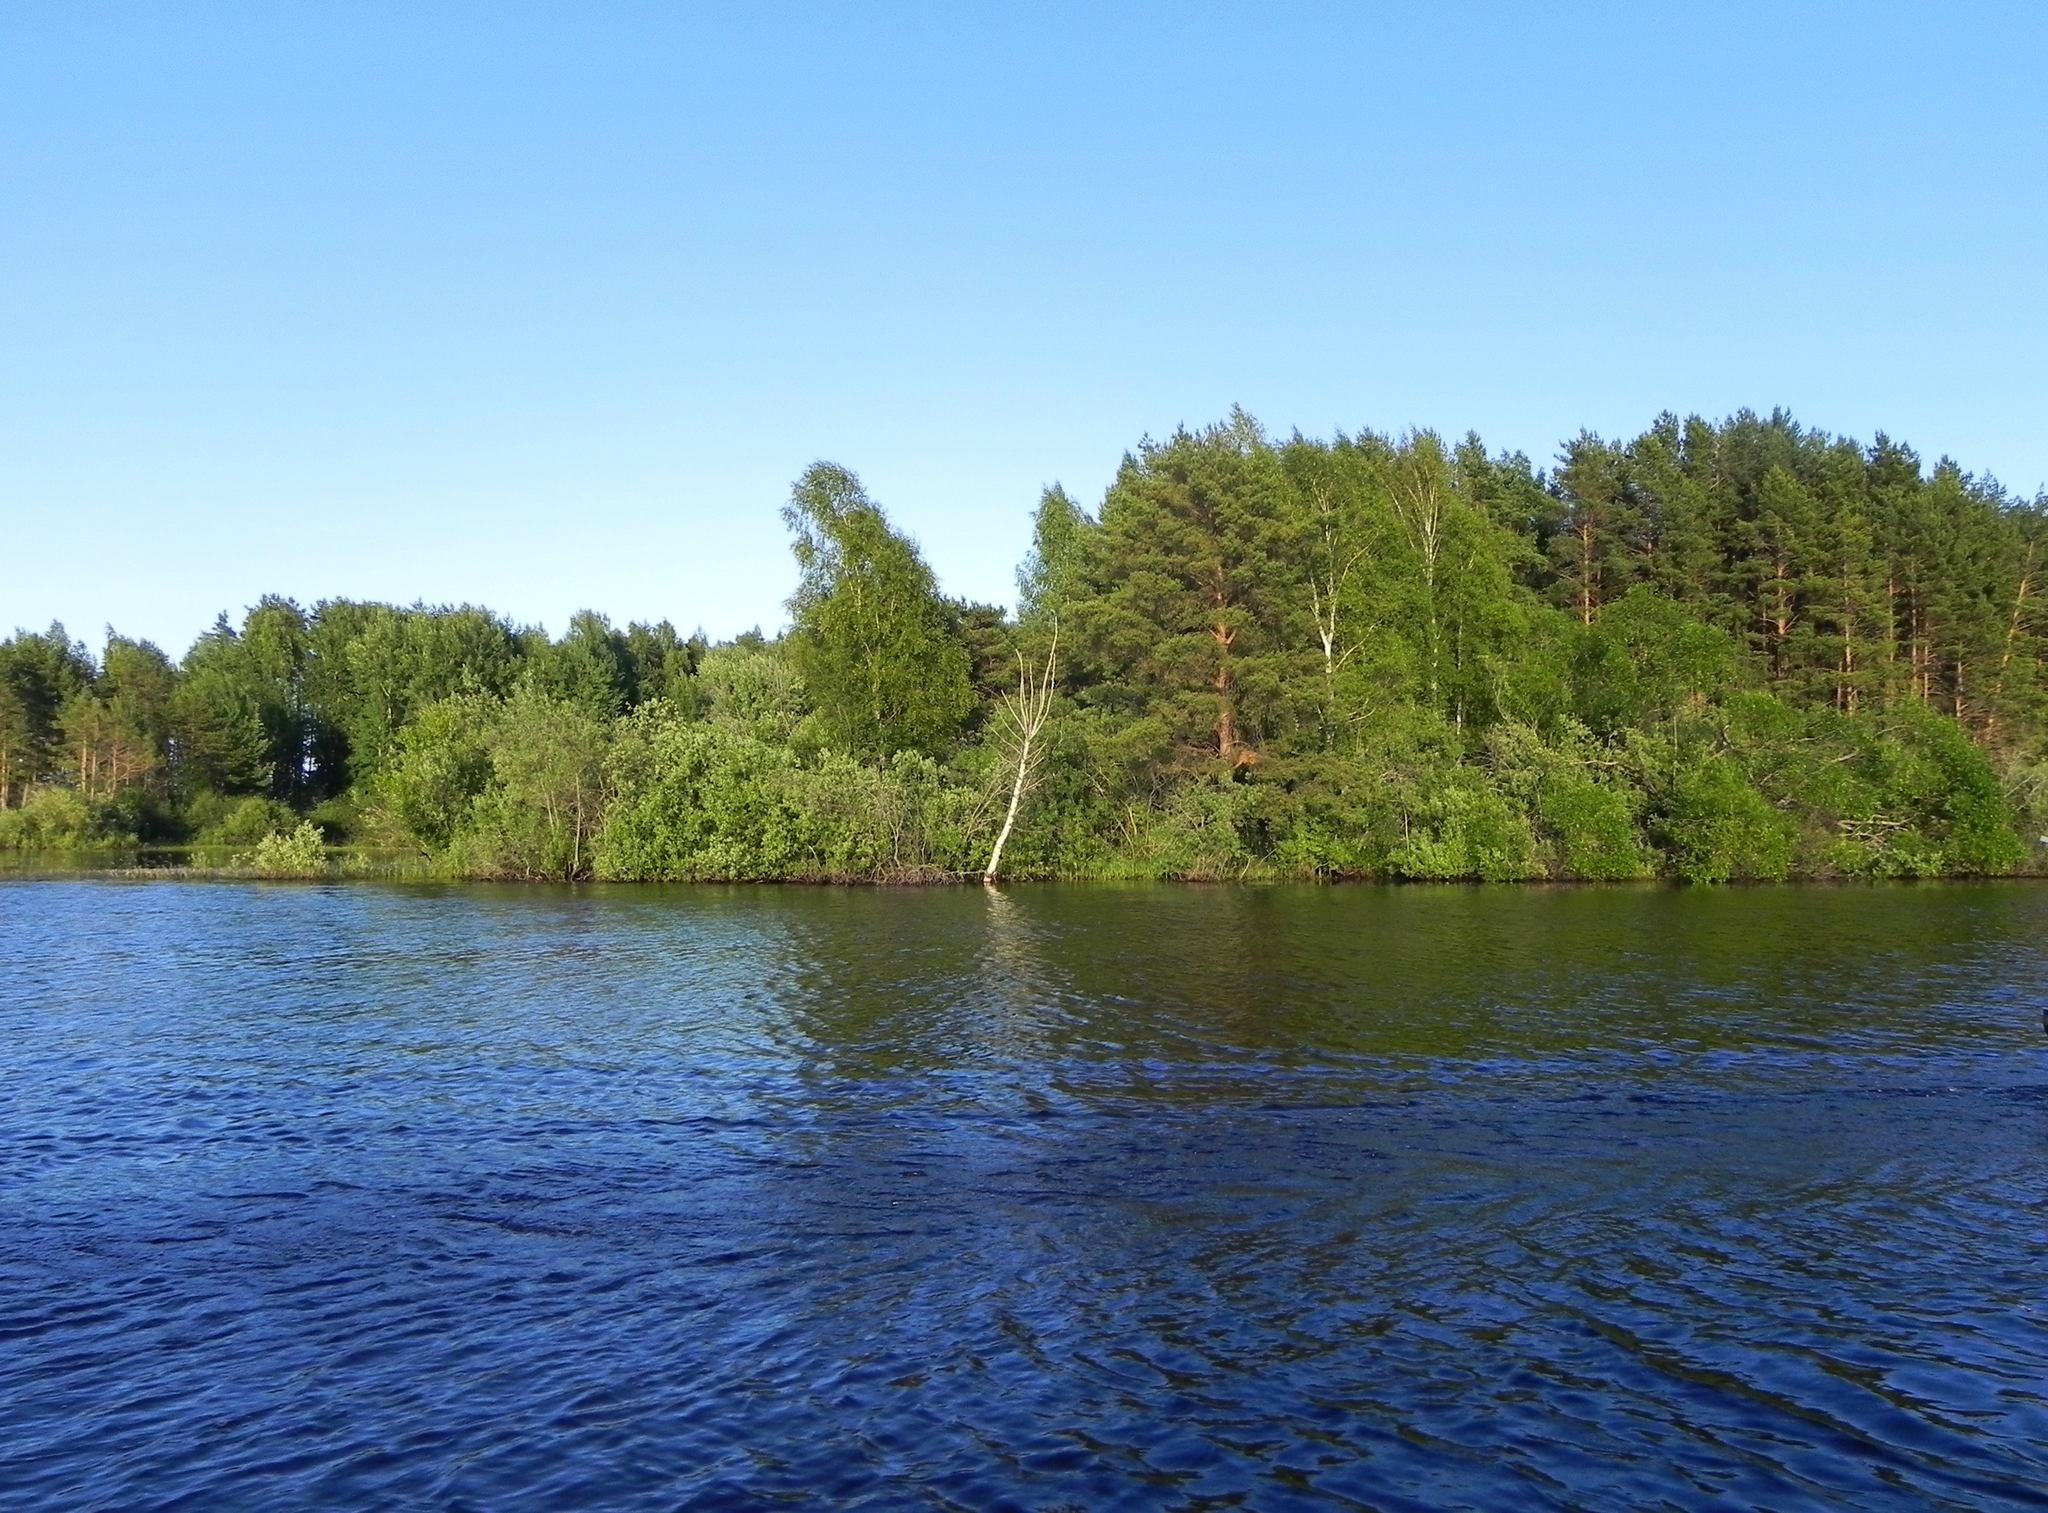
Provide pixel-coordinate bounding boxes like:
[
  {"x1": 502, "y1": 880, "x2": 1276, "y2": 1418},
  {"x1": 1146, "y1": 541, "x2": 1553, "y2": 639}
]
[{"x1": 3, "y1": 881, "x2": 2046, "y2": 1510}]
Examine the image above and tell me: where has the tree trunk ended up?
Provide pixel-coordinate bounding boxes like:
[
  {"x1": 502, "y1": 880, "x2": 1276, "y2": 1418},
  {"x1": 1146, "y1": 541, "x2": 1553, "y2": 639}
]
[
  {"x1": 983, "y1": 634, "x2": 1057, "y2": 883},
  {"x1": 1212, "y1": 623, "x2": 1246, "y2": 764},
  {"x1": 1577, "y1": 520, "x2": 1596, "y2": 625},
  {"x1": 984, "y1": 740, "x2": 1030, "y2": 883}
]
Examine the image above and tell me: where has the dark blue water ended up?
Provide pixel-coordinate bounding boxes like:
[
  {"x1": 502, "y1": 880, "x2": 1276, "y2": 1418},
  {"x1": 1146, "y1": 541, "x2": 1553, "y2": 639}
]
[{"x1": 3, "y1": 880, "x2": 2046, "y2": 1510}]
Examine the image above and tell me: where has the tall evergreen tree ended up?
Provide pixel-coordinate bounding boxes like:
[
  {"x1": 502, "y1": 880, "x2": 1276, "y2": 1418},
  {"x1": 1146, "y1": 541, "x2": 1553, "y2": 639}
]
[
  {"x1": 1551, "y1": 433, "x2": 1643, "y2": 624},
  {"x1": 0, "y1": 624, "x2": 93, "y2": 804},
  {"x1": 1072, "y1": 412, "x2": 1302, "y2": 776}
]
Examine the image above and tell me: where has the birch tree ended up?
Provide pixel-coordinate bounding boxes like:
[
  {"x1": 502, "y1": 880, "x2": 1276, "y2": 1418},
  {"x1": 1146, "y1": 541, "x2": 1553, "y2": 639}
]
[
  {"x1": 983, "y1": 626, "x2": 1057, "y2": 881},
  {"x1": 783, "y1": 463, "x2": 974, "y2": 764}
]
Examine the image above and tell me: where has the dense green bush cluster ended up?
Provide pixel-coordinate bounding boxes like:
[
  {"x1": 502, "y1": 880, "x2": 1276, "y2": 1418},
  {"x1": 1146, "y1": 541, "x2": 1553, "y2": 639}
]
[{"x1": 5, "y1": 408, "x2": 2045, "y2": 881}]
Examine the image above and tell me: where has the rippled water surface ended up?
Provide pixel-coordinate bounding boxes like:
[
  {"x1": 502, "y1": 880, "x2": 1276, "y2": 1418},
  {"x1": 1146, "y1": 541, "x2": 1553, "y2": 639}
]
[{"x1": 4, "y1": 881, "x2": 2047, "y2": 1510}]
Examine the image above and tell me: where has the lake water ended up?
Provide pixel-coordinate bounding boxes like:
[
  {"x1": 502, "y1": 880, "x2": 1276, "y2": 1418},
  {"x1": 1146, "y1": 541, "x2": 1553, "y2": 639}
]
[{"x1": 3, "y1": 880, "x2": 2046, "y2": 1510}]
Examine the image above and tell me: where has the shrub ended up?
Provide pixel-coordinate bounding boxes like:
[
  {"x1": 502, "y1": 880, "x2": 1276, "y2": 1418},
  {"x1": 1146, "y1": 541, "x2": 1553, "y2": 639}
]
[
  {"x1": 2005, "y1": 758, "x2": 2048, "y2": 873},
  {"x1": 695, "y1": 643, "x2": 807, "y2": 744},
  {"x1": 1537, "y1": 776, "x2": 1647, "y2": 880},
  {"x1": 1486, "y1": 721, "x2": 1649, "y2": 880},
  {"x1": 598, "y1": 709, "x2": 985, "y2": 881},
  {"x1": 453, "y1": 689, "x2": 611, "y2": 880},
  {"x1": 1129, "y1": 781, "x2": 1256, "y2": 880},
  {"x1": 599, "y1": 717, "x2": 818, "y2": 879},
  {"x1": 1390, "y1": 775, "x2": 1541, "y2": 881},
  {"x1": 374, "y1": 695, "x2": 494, "y2": 850},
  {"x1": 0, "y1": 785, "x2": 119, "y2": 849},
  {"x1": 197, "y1": 794, "x2": 299, "y2": 846},
  {"x1": 1661, "y1": 751, "x2": 1793, "y2": 883},
  {"x1": 235, "y1": 821, "x2": 328, "y2": 878}
]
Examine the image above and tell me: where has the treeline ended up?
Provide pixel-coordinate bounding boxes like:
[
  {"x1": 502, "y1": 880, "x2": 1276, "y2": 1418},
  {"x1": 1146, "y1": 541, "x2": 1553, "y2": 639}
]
[{"x1": 6, "y1": 408, "x2": 2047, "y2": 881}]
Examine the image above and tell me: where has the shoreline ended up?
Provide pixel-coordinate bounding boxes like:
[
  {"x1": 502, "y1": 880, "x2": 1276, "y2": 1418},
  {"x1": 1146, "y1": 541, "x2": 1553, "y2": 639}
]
[{"x1": 5, "y1": 854, "x2": 2043, "y2": 887}]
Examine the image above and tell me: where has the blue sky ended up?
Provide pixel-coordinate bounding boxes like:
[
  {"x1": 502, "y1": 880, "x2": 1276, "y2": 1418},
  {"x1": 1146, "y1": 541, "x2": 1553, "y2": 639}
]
[{"x1": 4, "y1": 2, "x2": 2044, "y2": 654}]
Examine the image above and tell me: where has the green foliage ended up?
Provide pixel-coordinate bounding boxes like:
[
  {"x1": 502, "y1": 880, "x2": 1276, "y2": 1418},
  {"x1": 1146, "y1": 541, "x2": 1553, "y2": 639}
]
[
  {"x1": 622, "y1": 620, "x2": 704, "y2": 710},
  {"x1": 1538, "y1": 777, "x2": 1646, "y2": 880},
  {"x1": 0, "y1": 785, "x2": 124, "y2": 849},
  {"x1": 1390, "y1": 773, "x2": 1541, "y2": 882},
  {"x1": 196, "y1": 794, "x2": 302, "y2": 847},
  {"x1": 1123, "y1": 782, "x2": 1258, "y2": 880},
  {"x1": 1262, "y1": 756, "x2": 1400, "y2": 879},
  {"x1": 169, "y1": 632, "x2": 273, "y2": 797},
  {"x1": 374, "y1": 695, "x2": 494, "y2": 850},
  {"x1": 0, "y1": 624, "x2": 94, "y2": 805},
  {"x1": 695, "y1": 640, "x2": 806, "y2": 744},
  {"x1": 1887, "y1": 707, "x2": 2025, "y2": 875},
  {"x1": 451, "y1": 689, "x2": 612, "y2": 880},
  {"x1": 1653, "y1": 747, "x2": 1796, "y2": 884},
  {"x1": 598, "y1": 704, "x2": 983, "y2": 881},
  {"x1": 1572, "y1": 588, "x2": 1746, "y2": 734},
  {"x1": 309, "y1": 601, "x2": 524, "y2": 789},
  {"x1": 17, "y1": 408, "x2": 2044, "y2": 882},
  {"x1": 1017, "y1": 483, "x2": 1092, "y2": 627},
  {"x1": 1488, "y1": 722, "x2": 1650, "y2": 880},
  {"x1": 235, "y1": 821, "x2": 328, "y2": 878},
  {"x1": 1071, "y1": 412, "x2": 1299, "y2": 773},
  {"x1": 783, "y1": 463, "x2": 974, "y2": 763},
  {"x1": 525, "y1": 610, "x2": 636, "y2": 715},
  {"x1": 2004, "y1": 757, "x2": 2048, "y2": 872},
  {"x1": 600, "y1": 713, "x2": 811, "y2": 879}
]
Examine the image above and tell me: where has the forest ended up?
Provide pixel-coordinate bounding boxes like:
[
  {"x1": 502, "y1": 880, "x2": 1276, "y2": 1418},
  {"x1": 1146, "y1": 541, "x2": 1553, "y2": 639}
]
[{"x1": 5, "y1": 408, "x2": 2047, "y2": 882}]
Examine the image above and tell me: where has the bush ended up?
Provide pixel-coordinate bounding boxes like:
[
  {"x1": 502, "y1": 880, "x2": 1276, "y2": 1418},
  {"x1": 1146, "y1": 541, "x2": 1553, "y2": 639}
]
[
  {"x1": 695, "y1": 643, "x2": 806, "y2": 744},
  {"x1": 453, "y1": 689, "x2": 611, "y2": 880},
  {"x1": 1486, "y1": 721, "x2": 1649, "y2": 880},
  {"x1": 0, "y1": 785, "x2": 123, "y2": 849},
  {"x1": 235, "y1": 821, "x2": 328, "y2": 878},
  {"x1": 1538, "y1": 776, "x2": 1647, "y2": 879},
  {"x1": 1572, "y1": 588, "x2": 1745, "y2": 735},
  {"x1": 2005, "y1": 758, "x2": 2048, "y2": 873},
  {"x1": 1660, "y1": 751, "x2": 1793, "y2": 883},
  {"x1": 1708, "y1": 697, "x2": 2024, "y2": 878},
  {"x1": 1390, "y1": 775, "x2": 1541, "y2": 881},
  {"x1": 599, "y1": 717, "x2": 818, "y2": 879},
  {"x1": 197, "y1": 794, "x2": 300, "y2": 846},
  {"x1": 1905, "y1": 711, "x2": 2025, "y2": 874},
  {"x1": 1128, "y1": 781, "x2": 1257, "y2": 880},
  {"x1": 598, "y1": 709, "x2": 985, "y2": 880},
  {"x1": 1267, "y1": 805, "x2": 1390, "y2": 878},
  {"x1": 374, "y1": 696, "x2": 493, "y2": 850}
]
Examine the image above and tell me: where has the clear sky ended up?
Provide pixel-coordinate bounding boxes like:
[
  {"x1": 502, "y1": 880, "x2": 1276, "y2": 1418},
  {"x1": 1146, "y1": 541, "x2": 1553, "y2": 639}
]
[{"x1": 4, "y1": 2, "x2": 2044, "y2": 655}]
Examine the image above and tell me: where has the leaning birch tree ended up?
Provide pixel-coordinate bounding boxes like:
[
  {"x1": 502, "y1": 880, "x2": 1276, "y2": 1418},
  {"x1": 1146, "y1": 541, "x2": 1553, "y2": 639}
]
[{"x1": 983, "y1": 626, "x2": 1058, "y2": 882}]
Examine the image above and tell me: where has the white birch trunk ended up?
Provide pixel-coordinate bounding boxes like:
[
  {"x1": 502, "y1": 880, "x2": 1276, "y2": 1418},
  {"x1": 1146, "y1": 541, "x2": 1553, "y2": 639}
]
[{"x1": 982, "y1": 630, "x2": 1057, "y2": 884}]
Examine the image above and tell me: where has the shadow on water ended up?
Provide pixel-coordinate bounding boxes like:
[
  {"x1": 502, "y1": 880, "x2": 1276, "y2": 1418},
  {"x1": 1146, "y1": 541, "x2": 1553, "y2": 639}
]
[{"x1": 2, "y1": 879, "x2": 2046, "y2": 1509}]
